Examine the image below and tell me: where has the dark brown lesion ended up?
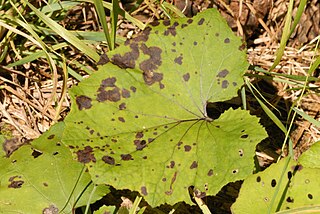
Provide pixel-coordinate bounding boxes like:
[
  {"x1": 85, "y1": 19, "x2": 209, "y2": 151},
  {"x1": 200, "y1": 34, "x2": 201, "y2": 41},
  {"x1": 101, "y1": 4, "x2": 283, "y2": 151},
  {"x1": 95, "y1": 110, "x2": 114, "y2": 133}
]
[
  {"x1": 111, "y1": 43, "x2": 139, "y2": 69},
  {"x1": 76, "y1": 95, "x2": 92, "y2": 110},
  {"x1": 76, "y1": 146, "x2": 96, "y2": 163},
  {"x1": 143, "y1": 71, "x2": 164, "y2": 86}
]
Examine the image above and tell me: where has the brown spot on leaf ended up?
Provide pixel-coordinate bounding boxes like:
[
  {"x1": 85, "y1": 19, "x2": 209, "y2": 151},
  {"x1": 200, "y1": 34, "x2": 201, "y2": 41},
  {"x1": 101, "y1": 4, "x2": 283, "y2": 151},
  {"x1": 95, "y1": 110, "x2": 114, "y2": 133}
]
[
  {"x1": 8, "y1": 176, "x2": 24, "y2": 188},
  {"x1": 208, "y1": 169, "x2": 213, "y2": 176},
  {"x1": 136, "y1": 132, "x2": 144, "y2": 138},
  {"x1": 121, "y1": 154, "x2": 133, "y2": 161},
  {"x1": 101, "y1": 77, "x2": 116, "y2": 87},
  {"x1": 134, "y1": 139, "x2": 147, "y2": 150},
  {"x1": 111, "y1": 43, "x2": 139, "y2": 69},
  {"x1": 141, "y1": 186, "x2": 148, "y2": 196},
  {"x1": 97, "y1": 54, "x2": 110, "y2": 65},
  {"x1": 164, "y1": 22, "x2": 179, "y2": 36},
  {"x1": 76, "y1": 146, "x2": 96, "y2": 163},
  {"x1": 143, "y1": 71, "x2": 163, "y2": 86},
  {"x1": 174, "y1": 55, "x2": 183, "y2": 65},
  {"x1": 102, "y1": 155, "x2": 115, "y2": 165},
  {"x1": 198, "y1": 18, "x2": 205, "y2": 25},
  {"x1": 181, "y1": 23, "x2": 188, "y2": 28},
  {"x1": 184, "y1": 145, "x2": 191, "y2": 152},
  {"x1": 118, "y1": 117, "x2": 125, "y2": 122},
  {"x1": 233, "y1": 82, "x2": 237, "y2": 86},
  {"x1": 97, "y1": 87, "x2": 121, "y2": 102},
  {"x1": 190, "y1": 161, "x2": 198, "y2": 169},
  {"x1": 43, "y1": 205, "x2": 59, "y2": 214},
  {"x1": 131, "y1": 27, "x2": 151, "y2": 43},
  {"x1": 163, "y1": 20, "x2": 171, "y2": 26},
  {"x1": 76, "y1": 95, "x2": 92, "y2": 110},
  {"x1": 187, "y1": 19, "x2": 193, "y2": 24},
  {"x1": 221, "y1": 80, "x2": 229, "y2": 88},
  {"x1": 217, "y1": 69, "x2": 229, "y2": 78},
  {"x1": 130, "y1": 86, "x2": 136, "y2": 92},
  {"x1": 170, "y1": 161, "x2": 175, "y2": 168},
  {"x1": 193, "y1": 41, "x2": 197, "y2": 46},
  {"x1": 183, "y1": 73, "x2": 190, "y2": 82},
  {"x1": 139, "y1": 44, "x2": 162, "y2": 73},
  {"x1": 150, "y1": 20, "x2": 160, "y2": 26},
  {"x1": 47, "y1": 134, "x2": 55, "y2": 140},
  {"x1": 224, "y1": 38, "x2": 230, "y2": 43},
  {"x1": 119, "y1": 103, "x2": 126, "y2": 110},
  {"x1": 122, "y1": 89, "x2": 131, "y2": 98}
]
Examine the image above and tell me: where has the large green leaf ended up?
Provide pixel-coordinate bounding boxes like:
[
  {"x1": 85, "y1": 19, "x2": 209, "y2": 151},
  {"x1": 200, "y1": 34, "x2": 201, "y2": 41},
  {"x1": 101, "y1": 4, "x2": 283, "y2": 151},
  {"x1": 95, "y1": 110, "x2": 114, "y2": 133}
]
[
  {"x1": 232, "y1": 142, "x2": 320, "y2": 213},
  {"x1": 62, "y1": 9, "x2": 267, "y2": 206},
  {"x1": 0, "y1": 122, "x2": 109, "y2": 213}
]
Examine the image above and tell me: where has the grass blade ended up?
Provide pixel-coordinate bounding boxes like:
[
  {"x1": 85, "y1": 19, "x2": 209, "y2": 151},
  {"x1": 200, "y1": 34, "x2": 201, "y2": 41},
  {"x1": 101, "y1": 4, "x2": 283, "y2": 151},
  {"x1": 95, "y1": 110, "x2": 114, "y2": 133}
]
[
  {"x1": 93, "y1": 0, "x2": 113, "y2": 50},
  {"x1": 24, "y1": 0, "x2": 100, "y2": 62}
]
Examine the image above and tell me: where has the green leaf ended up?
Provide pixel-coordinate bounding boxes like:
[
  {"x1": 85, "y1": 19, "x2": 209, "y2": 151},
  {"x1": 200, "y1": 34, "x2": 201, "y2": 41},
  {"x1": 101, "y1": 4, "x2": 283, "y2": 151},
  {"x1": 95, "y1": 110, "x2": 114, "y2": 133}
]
[
  {"x1": 0, "y1": 122, "x2": 109, "y2": 213},
  {"x1": 62, "y1": 9, "x2": 267, "y2": 206},
  {"x1": 232, "y1": 142, "x2": 320, "y2": 213}
]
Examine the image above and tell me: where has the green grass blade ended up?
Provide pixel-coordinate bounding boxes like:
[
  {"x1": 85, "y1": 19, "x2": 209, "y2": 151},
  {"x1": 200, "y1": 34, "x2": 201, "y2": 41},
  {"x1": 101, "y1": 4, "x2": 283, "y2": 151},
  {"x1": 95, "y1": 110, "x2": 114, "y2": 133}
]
[
  {"x1": 293, "y1": 107, "x2": 320, "y2": 128},
  {"x1": 78, "y1": 0, "x2": 146, "y2": 30},
  {"x1": 269, "y1": 0, "x2": 294, "y2": 71},
  {"x1": 289, "y1": 0, "x2": 307, "y2": 36},
  {"x1": 93, "y1": 0, "x2": 112, "y2": 50},
  {"x1": 111, "y1": 0, "x2": 120, "y2": 50},
  {"x1": 24, "y1": 0, "x2": 100, "y2": 62},
  {"x1": 162, "y1": 2, "x2": 186, "y2": 18}
]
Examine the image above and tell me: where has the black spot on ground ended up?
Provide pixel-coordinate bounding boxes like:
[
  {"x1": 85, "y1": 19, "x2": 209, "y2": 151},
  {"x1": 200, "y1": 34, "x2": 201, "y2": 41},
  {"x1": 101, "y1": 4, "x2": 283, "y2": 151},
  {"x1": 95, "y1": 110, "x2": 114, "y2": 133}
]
[
  {"x1": 174, "y1": 55, "x2": 183, "y2": 65},
  {"x1": 183, "y1": 73, "x2": 190, "y2": 82},
  {"x1": 76, "y1": 146, "x2": 96, "y2": 163},
  {"x1": 102, "y1": 155, "x2": 115, "y2": 165},
  {"x1": 76, "y1": 95, "x2": 92, "y2": 110},
  {"x1": 217, "y1": 69, "x2": 229, "y2": 78}
]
